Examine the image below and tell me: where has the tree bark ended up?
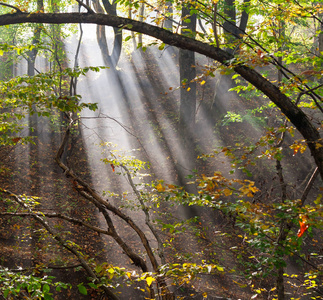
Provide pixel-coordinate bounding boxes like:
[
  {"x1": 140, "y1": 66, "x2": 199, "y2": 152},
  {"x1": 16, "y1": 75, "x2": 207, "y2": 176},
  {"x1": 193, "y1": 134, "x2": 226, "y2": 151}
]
[
  {"x1": 179, "y1": 6, "x2": 196, "y2": 147},
  {"x1": 101, "y1": 0, "x2": 122, "y2": 67},
  {"x1": 1, "y1": 12, "x2": 322, "y2": 181}
]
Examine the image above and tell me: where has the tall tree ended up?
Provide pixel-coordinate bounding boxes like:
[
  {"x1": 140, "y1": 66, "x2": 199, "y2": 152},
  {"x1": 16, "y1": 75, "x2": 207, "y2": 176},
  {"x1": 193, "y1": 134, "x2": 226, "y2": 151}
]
[
  {"x1": 177, "y1": 3, "x2": 198, "y2": 214},
  {"x1": 179, "y1": 4, "x2": 197, "y2": 148},
  {"x1": 92, "y1": 0, "x2": 122, "y2": 68},
  {"x1": 210, "y1": 0, "x2": 250, "y2": 125}
]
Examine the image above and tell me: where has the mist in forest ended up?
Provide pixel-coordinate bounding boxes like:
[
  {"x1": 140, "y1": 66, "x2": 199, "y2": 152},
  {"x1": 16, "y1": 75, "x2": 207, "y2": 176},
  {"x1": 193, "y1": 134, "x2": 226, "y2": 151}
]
[{"x1": 65, "y1": 24, "x2": 240, "y2": 191}]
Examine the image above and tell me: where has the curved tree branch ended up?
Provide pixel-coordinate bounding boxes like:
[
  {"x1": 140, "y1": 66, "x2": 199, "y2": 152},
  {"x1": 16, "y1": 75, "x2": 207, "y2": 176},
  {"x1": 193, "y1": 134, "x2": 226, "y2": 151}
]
[
  {"x1": 0, "y1": 2, "x2": 22, "y2": 13},
  {"x1": 75, "y1": 0, "x2": 94, "y2": 14}
]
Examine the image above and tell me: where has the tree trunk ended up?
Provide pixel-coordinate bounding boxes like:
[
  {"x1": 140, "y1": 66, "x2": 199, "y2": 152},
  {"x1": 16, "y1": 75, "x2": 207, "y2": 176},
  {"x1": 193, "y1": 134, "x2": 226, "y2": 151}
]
[
  {"x1": 100, "y1": 0, "x2": 122, "y2": 68},
  {"x1": 179, "y1": 6, "x2": 196, "y2": 147},
  {"x1": 211, "y1": 0, "x2": 250, "y2": 127},
  {"x1": 276, "y1": 263, "x2": 285, "y2": 300},
  {"x1": 178, "y1": 6, "x2": 198, "y2": 216},
  {"x1": 318, "y1": 13, "x2": 323, "y2": 84}
]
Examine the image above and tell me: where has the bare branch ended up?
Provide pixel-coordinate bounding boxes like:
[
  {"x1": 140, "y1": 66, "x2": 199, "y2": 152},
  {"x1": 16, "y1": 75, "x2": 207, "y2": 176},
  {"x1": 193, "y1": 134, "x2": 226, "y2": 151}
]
[
  {"x1": 300, "y1": 167, "x2": 319, "y2": 206},
  {"x1": 213, "y1": 2, "x2": 219, "y2": 48},
  {"x1": 75, "y1": 0, "x2": 94, "y2": 14},
  {"x1": 5, "y1": 264, "x2": 82, "y2": 272},
  {"x1": 55, "y1": 118, "x2": 155, "y2": 268},
  {"x1": 121, "y1": 164, "x2": 166, "y2": 265},
  {"x1": 0, "y1": 211, "x2": 111, "y2": 235},
  {"x1": 0, "y1": 2, "x2": 22, "y2": 13},
  {"x1": 296, "y1": 83, "x2": 323, "y2": 114}
]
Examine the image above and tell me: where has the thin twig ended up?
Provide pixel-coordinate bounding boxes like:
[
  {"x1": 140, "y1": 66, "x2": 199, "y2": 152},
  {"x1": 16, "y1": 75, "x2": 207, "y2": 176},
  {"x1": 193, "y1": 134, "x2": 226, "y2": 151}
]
[
  {"x1": 0, "y1": 2, "x2": 22, "y2": 13},
  {"x1": 213, "y1": 2, "x2": 219, "y2": 48},
  {"x1": 0, "y1": 212, "x2": 111, "y2": 235},
  {"x1": 121, "y1": 164, "x2": 166, "y2": 265},
  {"x1": 3, "y1": 264, "x2": 82, "y2": 272},
  {"x1": 296, "y1": 83, "x2": 323, "y2": 105},
  {"x1": 300, "y1": 167, "x2": 319, "y2": 206},
  {"x1": 98, "y1": 112, "x2": 151, "y2": 160}
]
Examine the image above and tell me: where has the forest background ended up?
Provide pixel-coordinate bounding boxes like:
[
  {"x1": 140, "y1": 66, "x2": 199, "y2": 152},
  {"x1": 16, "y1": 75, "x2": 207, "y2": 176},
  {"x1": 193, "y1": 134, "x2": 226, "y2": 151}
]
[{"x1": 0, "y1": 0, "x2": 322, "y2": 299}]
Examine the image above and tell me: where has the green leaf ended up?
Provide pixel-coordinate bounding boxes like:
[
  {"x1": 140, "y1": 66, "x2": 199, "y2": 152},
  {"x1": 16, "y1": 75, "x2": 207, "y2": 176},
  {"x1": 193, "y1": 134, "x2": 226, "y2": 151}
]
[
  {"x1": 44, "y1": 294, "x2": 53, "y2": 300},
  {"x1": 159, "y1": 43, "x2": 165, "y2": 50},
  {"x1": 88, "y1": 283, "x2": 98, "y2": 289},
  {"x1": 43, "y1": 284, "x2": 50, "y2": 293},
  {"x1": 77, "y1": 284, "x2": 88, "y2": 295}
]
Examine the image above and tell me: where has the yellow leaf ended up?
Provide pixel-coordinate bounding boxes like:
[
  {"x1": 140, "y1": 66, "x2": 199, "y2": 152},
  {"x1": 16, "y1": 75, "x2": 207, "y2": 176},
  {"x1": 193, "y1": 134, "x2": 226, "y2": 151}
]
[
  {"x1": 200, "y1": 80, "x2": 206, "y2": 85},
  {"x1": 206, "y1": 181, "x2": 215, "y2": 192},
  {"x1": 223, "y1": 188, "x2": 232, "y2": 196},
  {"x1": 126, "y1": 272, "x2": 132, "y2": 280},
  {"x1": 247, "y1": 191, "x2": 254, "y2": 197},
  {"x1": 187, "y1": 87, "x2": 191, "y2": 91},
  {"x1": 314, "y1": 194, "x2": 321, "y2": 205},
  {"x1": 216, "y1": 266, "x2": 224, "y2": 271},
  {"x1": 146, "y1": 276, "x2": 155, "y2": 287},
  {"x1": 156, "y1": 183, "x2": 165, "y2": 192}
]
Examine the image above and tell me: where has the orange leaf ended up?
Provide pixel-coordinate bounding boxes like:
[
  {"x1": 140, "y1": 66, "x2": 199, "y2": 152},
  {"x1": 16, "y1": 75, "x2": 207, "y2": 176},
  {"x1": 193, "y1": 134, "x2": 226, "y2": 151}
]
[
  {"x1": 297, "y1": 216, "x2": 309, "y2": 238},
  {"x1": 110, "y1": 164, "x2": 115, "y2": 172},
  {"x1": 257, "y1": 49, "x2": 265, "y2": 59},
  {"x1": 223, "y1": 188, "x2": 232, "y2": 196},
  {"x1": 11, "y1": 137, "x2": 22, "y2": 143},
  {"x1": 156, "y1": 183, "x2": 165, "y2": 192}
]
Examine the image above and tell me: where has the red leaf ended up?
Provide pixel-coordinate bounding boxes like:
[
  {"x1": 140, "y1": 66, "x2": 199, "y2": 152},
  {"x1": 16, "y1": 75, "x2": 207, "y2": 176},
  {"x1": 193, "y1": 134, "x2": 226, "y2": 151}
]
[{"x1": 110, "y1": 164, "x2": 115, "y2": 172}]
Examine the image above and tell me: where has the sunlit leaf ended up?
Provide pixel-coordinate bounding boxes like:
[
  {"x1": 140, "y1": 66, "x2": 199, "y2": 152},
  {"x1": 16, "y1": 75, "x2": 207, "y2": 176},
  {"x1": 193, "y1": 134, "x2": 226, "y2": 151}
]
[
  {"x1": 145, "y1": 276, "x2": 155, "y2": 287},
  {"x1": 156, "y1": 183, "x2": 166, "y2": 192},
  {"x1": 216, "y1": 266, "x2": 224, "y2": 272}
]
